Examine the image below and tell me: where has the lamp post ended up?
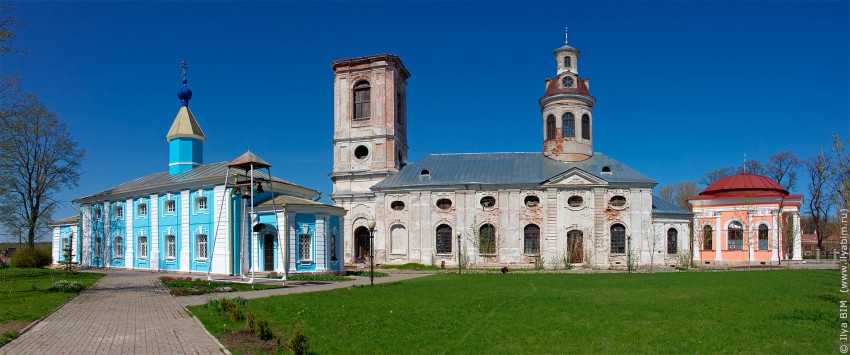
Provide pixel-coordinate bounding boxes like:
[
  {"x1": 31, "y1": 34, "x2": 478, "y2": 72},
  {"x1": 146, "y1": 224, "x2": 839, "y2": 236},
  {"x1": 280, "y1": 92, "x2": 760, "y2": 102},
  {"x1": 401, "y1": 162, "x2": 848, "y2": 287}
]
[
  {"x1": 627, "y1": 233, "x2": 632, "y2": 274},
  {"x1": 367, "y1": 218, "x2": 376, "y2": 286},
  {"x1": 456, "y1": 231, "x2": 462, "y2": 275}
]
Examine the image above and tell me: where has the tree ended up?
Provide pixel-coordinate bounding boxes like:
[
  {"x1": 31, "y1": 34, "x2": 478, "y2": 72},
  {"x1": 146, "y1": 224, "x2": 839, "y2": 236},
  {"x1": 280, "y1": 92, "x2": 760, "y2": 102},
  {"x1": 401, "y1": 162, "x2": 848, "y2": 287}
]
[
  {"x1": 657, "y1": 184, "x2": 675, "y2": 204},
  {"x1": 674, "y1": 182, "x2": 698, "y2": 212},
  {"x1": 830, "y1": 135, "x2": 850, "y2": 209},
  {"x1": 0, "y1": 4, "x2": 25, "y2": 58},
  {"x1": 0, "y1": 92, "x2": 85, "y2": 248},
  {"x1": 765, "y1": 151, "x2": 800, "y2": 192},
  {"x1": 805, "y1": 148, "x2": 833, "y2": 258},
  {"x1": 700, "y1": 160, "x2": 764, "y2": 187}
]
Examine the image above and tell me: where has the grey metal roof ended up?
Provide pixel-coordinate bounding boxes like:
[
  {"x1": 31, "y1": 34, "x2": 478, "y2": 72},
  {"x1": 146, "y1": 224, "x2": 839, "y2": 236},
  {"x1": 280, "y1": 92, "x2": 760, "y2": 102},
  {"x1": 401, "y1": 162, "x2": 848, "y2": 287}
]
[
  {"x1": 49, "y1": 215, "x2": 80, "y2": 226},
  {"x1": 372, "y1": 152, "x2": 656, "y2": 190},
  {"x1": 76, "y1": 161, "x2": 308, "y2": 203},
  {"x1": 651, "y1": 195, "x2": 692, "y2": 216}
]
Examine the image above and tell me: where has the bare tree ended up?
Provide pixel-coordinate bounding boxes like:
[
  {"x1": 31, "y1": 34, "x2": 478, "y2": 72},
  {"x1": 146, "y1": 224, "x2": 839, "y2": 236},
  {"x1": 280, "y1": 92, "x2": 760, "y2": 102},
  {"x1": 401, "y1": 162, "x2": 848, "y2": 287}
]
[
  {"x1": 657, "y1": 184, "x2": 675, "y2": 203},
  {"x1": 701, "y1": 160, "x2": 764, "y2": 187},
  {"x1": 765, "y1": 151, "x2": 800, "y2": 192},
  {"x1": 830, "y1": 135, "x2": 850, "y2": 209},
  {"x1": 805, "y1": 148, "x2": 833, "y2": 258},
  {"x1": 674, "y1": 182, "x2": 698, "y2": 212},
  {"x1": 0, "y1": 93, "x2": 85, "y2": 247}
]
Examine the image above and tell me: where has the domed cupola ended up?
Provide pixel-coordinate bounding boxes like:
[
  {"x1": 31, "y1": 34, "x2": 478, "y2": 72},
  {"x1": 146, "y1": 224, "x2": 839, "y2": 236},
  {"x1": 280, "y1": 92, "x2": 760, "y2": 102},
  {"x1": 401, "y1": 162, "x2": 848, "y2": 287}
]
[
  {"x1": 539, "y1": 27, "x2": 597, "y2": 162},
  {"x1": 699, "y1": 173, "x2": 789, "y2": 198},
  {"x1": 166, "y1": 61, "x2": 206, "y2": 175}
]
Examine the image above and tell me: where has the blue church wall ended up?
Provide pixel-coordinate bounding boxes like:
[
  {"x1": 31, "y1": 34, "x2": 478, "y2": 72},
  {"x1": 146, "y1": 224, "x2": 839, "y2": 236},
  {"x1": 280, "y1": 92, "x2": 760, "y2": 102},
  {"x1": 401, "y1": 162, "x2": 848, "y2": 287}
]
[
  {"x1": 58, "y1": 226, "x2": 72, "y2": 263},
  {"x1": 132, "y1": 197, "x2": 151, "y2": 269},
  {"x1": 189, "y1": 188, "x2": 214, "y2": 272},
  {"x1": 231, "y1": 196, "x2": 243, "y2": 275},
  {"x1": 169, "y1": 138, "x2": 203, "y2": 175},
  {"x1": 294, "y1": 213, "x2": 317, "y2": 272},
  {"x1": 158, "y1": 193, "x2": 181, "y2": 270},
  {"x1": 107, "y1": 201, "x2": 126, "y2": 267},
  {"x1": 257, "y1": 213, "x2": 279, "y2": 272},
  {"x1": 89, "y1": 204, "x2": 105, "y2": 267},
  {"x1": 329, "y1": 215, "x2": 342, "y2": 272}
]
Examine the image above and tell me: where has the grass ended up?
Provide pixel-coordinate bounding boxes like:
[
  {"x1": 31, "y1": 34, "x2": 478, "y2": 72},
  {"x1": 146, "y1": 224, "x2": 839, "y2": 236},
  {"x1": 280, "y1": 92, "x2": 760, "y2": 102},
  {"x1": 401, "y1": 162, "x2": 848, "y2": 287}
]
[
  {"x1": 0, "y1": 267, "x2": 103, "y2": 324},
  {"x1": 189, "y1": 269, "x2": 840, "y2": 354},
  {"x1": 159, "y1": 276, "x2": 285, "y2": 296},
  {"x1": 286, "y1": 273, "x2": 351, "y2": 282},
  {"x1": 379, "y1": 263, "x2": 442, "y2": 271}
]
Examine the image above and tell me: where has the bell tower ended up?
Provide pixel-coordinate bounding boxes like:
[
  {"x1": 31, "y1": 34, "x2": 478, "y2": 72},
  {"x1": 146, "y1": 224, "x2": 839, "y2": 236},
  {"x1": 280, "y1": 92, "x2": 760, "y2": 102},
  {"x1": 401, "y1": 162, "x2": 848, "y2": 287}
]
[
  {"x1": 539, "y1": 29, "x2": 596, "y2": 162},
  {"x1": 167, "y1": 61, "x2": 206, "y2": 175},
  {"x1": 329, "y1": 54, "x2": 410, "y2": 202}
]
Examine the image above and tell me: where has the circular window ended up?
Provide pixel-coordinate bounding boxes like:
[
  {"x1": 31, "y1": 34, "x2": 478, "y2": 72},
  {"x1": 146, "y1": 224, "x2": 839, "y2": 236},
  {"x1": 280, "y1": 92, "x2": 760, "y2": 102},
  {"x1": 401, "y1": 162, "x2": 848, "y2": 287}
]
[
  {"x1": 524, "y1": 195, "x2": 540, "y2": 207},
  {"x1": 480, "y1": 196, "x2": 496, "y2": 208},
  {"x1": 354, "y1": 145, "x2": 369, "y2": 160},
  {"x1": 390, "y1": 201, "x2": 405, "y2": 211},
  {"x1": 568, "y1": 196, "x2": 583, "y2": 207},
  {"x1": 610, "y1": 195, "x2": 626, "y2": 207},
  {"x1": 436, "y1": 198, "x2": 452, "y2": 210}
]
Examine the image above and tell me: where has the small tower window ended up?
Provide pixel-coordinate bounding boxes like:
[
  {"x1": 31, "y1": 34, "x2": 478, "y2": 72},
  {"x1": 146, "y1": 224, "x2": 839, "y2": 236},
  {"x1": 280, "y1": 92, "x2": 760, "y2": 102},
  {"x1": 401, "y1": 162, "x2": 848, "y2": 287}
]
[
  {"x1": 354, "y1": 145, "x2": 369, "y2": 160},
  {"x1": 581, "y1": 114, "x2": 591, "y2": 140},
  {"x1": 546, "y1": 115, "x2": 556, "y2": 140},
  {"x1": 601, "y1": 166, "x2": 611, "y2": 174},
  {"x1": 562, "y1": 113, "x2": 575, "y2": 138},
  {"x1": 420, "y1": 169, "x2": 430, "y2": 177},
  {"x1": 353, "y1": 81, "x2": 371, "y2": 119},
  {"x1": 563, "y1": 56, "x2": 571, "y2": 68}
]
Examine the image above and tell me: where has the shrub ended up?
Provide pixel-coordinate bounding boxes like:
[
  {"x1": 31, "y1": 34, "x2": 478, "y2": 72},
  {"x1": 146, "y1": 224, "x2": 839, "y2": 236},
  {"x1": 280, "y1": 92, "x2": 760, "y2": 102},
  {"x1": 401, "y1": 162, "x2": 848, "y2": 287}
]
[
  {"x1": 246, "y1": 310, "x2": 256, "y2": 331},
  {"x1": 11, "y1": 247, "x2": 52, "y2": 268},
  {"x1": 47, "y1": 280, "x2": 85, "y2": 293},
  {"x1": 255, "y1": 319, "x2": 273, "y2": 340},
  {"x1": 206, "y1": 298, "x2": 221, "y2": 310},
  {"x1": 233, "y1": 297, "x2": 248, "y2": 306},
  {"x1": 288, "y1": 327, "x2": 309, "y2": 354},
  {"x1": 219, "y1": 298, "x2": 236, "y2": 312},
  {"x1": 230, "y1": 306, "x2": 245, "y2": 321}
]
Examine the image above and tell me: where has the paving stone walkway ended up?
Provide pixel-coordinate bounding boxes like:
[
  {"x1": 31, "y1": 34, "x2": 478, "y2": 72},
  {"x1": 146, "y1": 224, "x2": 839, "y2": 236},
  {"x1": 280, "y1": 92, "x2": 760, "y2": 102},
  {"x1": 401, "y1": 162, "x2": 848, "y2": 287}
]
[{"x1": 0, "y1": 270, "x2": 226, "y2": 355}]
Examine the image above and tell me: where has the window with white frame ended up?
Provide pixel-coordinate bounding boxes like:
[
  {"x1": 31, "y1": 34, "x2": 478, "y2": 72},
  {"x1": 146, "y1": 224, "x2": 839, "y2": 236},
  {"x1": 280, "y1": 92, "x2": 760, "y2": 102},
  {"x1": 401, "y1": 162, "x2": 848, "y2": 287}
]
[
  {"x1": 299, "y1": 233, "x2": 312, "y2": 261},
  {"x1": 95, "y1": 237, "x2": 102, "y2": 257},
  {"x1": 196, "y1": 197, "x2": 207, "y2": 210},
  {"x1": 727, "y1": 222, "x2": 744, "y2": 250},
  {"x1": 610, "y1": 224, "x2": 626, "y2": 254},
  {"x1": 138, "y1": 203, "x2": 147, "y2": 216},
  {"x1": 114, "y1": 237, "x2": 123, "y2": 258},
  {"x1": 94, "y1": 208, "x2": 101, "y2": 220},
  {"x1": 138, "y1": 236, "x2": 148, "y2": 258},
  {"x1": 114, "y1": 206, "x2": 123, "y2": 219},
  {"x1": 758, "y1": 224, "x2": 769, "y2": 250},
  {"x1": 166, "y1": 235, "x2": 176, "y2": 259},
  {"x1": 166, "y1": 200, "x2": 176, "y2": 213},
  {"x1": 196, "y1": 234, "x2": 208, "y2": 260}
]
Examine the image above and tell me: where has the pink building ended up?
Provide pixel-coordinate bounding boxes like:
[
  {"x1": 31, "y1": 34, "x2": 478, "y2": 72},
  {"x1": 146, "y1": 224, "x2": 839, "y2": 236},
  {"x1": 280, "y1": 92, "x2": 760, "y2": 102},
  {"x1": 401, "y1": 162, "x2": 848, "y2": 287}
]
[{"x1": 689, "y1": 173, "x2": 803, "y2": 266}]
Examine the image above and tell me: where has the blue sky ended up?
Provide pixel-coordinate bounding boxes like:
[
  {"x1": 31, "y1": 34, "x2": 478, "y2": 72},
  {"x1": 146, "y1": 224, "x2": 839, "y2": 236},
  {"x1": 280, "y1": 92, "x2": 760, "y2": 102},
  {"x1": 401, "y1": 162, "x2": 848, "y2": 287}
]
[{"x1": 2, "y1": 1, "x2": 848, "y2": 241}]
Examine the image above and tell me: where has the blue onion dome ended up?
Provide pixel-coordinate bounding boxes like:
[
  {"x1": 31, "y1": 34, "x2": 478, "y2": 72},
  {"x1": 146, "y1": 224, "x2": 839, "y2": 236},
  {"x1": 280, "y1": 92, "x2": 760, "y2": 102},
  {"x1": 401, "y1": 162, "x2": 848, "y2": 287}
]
[{"x1": 178, "y1": 79, "x2": 193, "y2": 106}]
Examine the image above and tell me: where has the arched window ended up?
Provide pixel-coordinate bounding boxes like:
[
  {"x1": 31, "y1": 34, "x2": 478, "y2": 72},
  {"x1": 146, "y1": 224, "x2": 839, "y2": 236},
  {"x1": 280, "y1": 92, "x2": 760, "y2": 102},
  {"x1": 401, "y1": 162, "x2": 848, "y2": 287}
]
[
  {"x1": 703, "y1": 225, "x2": 713, "y2": 250},
  {"x1": 114, "y1": 237, "x2": 123, "y2": 258},
  {"x1": 581, "y1": 114, "x2": 591, "y2": 140},
  {"x1": 667, "y1": 228, "x2": 677, "y2": 254},
  {"x1": 610, "y1": 224, "x2": 626, "y2": 254},
  {"x1": 524, "y1": 224, "x2": 540, "y2": 254},
  {"x1": 728, "y1": 222, "x2": 744, "y2": 250},
  {"x1": 436, "y1": 224, "x2": 452, "y2": 254},
  {"x1": 138, "y1": 236, "x2": 148, "y2": 258},
  {"x1": 546, "y1": 115, "x2": 556, "y2": 140},
  {"x1": 562, "y1": 113, "x2": 575, "y2": 138},
  {"x1": 479, "y1": 224, "x2": 496, "y2": 254},
  {"x1": 353, "y1": 81, "x2": 371, "y2": 119},
  {"x1": 563, "y1": 56, "x2": 571, "y2": 68},
  {"x1": 196, "y1": 234, "x2": 208, "y2": 260},
  {"x1": 758, "y1": 224, "x2": 769, "y2": 250}
]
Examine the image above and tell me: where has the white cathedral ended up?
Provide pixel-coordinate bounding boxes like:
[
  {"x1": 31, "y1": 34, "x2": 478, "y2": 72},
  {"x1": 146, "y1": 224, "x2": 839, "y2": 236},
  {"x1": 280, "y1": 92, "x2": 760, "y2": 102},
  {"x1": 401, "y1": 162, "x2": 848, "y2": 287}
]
[{"x1": 329, "y1": 36, "x2": 692, "y2": 269}]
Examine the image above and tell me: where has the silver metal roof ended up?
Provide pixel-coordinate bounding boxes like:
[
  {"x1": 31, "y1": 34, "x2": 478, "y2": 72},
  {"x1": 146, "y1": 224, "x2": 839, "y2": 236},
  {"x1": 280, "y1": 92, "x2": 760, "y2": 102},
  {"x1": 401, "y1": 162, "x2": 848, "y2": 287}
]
[
  {"x1": 372, "y1": 152, "x2": 657, "y2": 190},
  {"x1": 651, "y1": 195, "x2": 692, "y2": 216}
]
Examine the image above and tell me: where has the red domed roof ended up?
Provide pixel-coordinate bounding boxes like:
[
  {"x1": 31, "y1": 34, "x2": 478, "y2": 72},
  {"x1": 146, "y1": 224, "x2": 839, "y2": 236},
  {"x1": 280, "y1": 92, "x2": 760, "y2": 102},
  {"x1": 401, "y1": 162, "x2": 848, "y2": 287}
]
[{"x1": 698, "y1": 173, "x2": 788, "y2": 198}]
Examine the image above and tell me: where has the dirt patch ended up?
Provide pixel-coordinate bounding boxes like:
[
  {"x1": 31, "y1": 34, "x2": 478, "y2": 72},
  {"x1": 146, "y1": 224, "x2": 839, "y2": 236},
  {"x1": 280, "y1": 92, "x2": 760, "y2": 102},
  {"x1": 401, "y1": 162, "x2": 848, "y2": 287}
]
[
  {"x1": 218, "y1": 329, "x2": 283, "y2": 353},
  {"x1": 0, "y1": 321, "x2": 28, "y2": 334}
]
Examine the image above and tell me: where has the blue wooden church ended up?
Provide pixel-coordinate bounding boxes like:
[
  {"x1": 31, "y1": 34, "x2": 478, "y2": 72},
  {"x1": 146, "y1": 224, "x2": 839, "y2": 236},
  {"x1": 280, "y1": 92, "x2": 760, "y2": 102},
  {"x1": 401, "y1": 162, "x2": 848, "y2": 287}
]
[{"x1": 50, "y1": 63, "x2": 345, "y2": 276}]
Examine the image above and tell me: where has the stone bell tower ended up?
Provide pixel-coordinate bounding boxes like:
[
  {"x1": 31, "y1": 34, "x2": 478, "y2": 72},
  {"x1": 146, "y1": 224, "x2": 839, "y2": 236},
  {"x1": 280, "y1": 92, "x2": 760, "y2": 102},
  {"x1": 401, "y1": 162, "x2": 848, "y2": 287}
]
[
  {"x1": 329, "y1": 54, "x2": 410, "y2": 203},
  {"x1": 539, "y1": 29, "x2": 596, "y2": 162}
]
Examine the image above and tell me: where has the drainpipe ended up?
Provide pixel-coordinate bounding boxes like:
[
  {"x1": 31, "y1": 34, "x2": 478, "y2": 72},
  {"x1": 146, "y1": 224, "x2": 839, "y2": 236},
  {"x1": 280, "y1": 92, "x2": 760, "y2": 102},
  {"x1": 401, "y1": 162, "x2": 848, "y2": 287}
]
[{"x1": 312, "y1": 191, "x2": 322, "y2": 202}]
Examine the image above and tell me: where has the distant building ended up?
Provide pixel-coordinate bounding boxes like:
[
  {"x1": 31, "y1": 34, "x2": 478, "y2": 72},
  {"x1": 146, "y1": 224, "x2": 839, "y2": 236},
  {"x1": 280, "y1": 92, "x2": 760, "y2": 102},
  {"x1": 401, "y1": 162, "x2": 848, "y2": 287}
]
[
  {"x1": 330, "y1": 33, "x2": 692, "y2": 269},
  {"x1": 801, "y1": 233, "x2": 839, "y2": 257},
  {"x1": 51, "y1": 66, "x2": 345, "y2": 275},
  {"x1": 689, "y1": 173, "x2": 803, "y2": 265}
]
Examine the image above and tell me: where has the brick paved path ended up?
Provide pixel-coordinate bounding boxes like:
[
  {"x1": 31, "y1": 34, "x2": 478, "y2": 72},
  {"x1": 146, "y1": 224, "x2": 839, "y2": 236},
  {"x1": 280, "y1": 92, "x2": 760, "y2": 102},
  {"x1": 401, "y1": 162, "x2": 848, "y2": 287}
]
[{"x1": 0, "y1": 270, "x2": 226, "y2": 354}]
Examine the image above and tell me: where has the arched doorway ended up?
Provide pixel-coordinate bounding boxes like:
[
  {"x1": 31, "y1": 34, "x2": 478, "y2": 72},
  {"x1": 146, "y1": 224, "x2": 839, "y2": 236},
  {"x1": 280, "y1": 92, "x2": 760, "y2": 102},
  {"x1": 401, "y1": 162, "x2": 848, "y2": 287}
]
[
  {"x1": 354, "y1": 226, "x2": 370, "y2": 263},
  {"x1": 567, "y1": 230, "x2": 583, "y2": 263}
]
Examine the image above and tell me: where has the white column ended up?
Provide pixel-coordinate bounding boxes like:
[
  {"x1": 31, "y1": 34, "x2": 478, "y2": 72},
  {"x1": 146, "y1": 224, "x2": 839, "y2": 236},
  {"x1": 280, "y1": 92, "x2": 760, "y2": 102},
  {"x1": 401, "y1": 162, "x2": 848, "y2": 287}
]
[
  {"x1": 714, "y1": 214, "x2": 722, "y2": 262},
  {"x1": 315, "y1": 214, "x2": 327, "y2": 272},
  {"x1": 771, "y1": 211, "x2": 779, "y2": 262},
  {"x1": 275, "y1": 208, "x2": 286, "y2": 274},
  {"x1": 288, "y1": 213, "x2": 297, "y2": 273},
  {"x1": 81, "y1": 207, "x2": 91, "y2": 267},
  {"x1": 793, "y1": 213, "x2": 803, "y2": 260},
  {"x1": 52, "y1": 227, "x2": 61, "y2": 265},
  {"x1": 211, "y1": 185, "x2": 231, "y2": 275},
  {"x1": 747, "y1": 212, "x2": 754, "y2": 264},
  {"x1": 180, "y1": 190, "x2": 191, "y2": 271},
  {"x1": 692, "y1": 214, "x2": 701, "y2": 261},
  {"x1": 103, "y1": 202, "x2": 110, "y2": 267},
  {"x1": 150, "y1": 194, "x2": 159, "y2": 270},
  {"x1": 125, "y1": 198, "x2": 134, "y2": 268}
]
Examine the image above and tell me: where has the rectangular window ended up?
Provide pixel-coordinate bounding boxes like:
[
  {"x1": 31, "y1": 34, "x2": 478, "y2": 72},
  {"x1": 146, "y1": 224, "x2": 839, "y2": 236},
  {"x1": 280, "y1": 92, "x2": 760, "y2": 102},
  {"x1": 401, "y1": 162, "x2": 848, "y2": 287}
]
[
  {"x1": 299, "y1": 233, "x2": 312, "y2": 261},
  {"x1": 114, "y1": 237, "x2": 123, "y2": 258},
  {"x1": 353, "y1": 84, "x2": 371, "y2": 119},
  {"x1": 139, "y1": 236, "x2": 148, "y2": 258},
  {"x1": 197, "y1": 234, "x2": 208, "y2": 260},
  {"x1": 94, "y1": 208, "x2": 101, "y2": 220},
  {"x1": 95, "y1": 237, "x2": 102, "y2": 257},
  {"x1": 114, "y1": 206, "x2": 123, "y2": 219},
  {"x1": 166, "y1": 200, "x2": 176, "y2": 213},
  {"x1": 166, "y1": 235, "x2": 176, "y2": 259},
  {"x1": 196, "y1": 197, "x2": 207, "y2": 210},
  {"x1": 138, "y1": 203, "x2": 147, "y2": 216}
]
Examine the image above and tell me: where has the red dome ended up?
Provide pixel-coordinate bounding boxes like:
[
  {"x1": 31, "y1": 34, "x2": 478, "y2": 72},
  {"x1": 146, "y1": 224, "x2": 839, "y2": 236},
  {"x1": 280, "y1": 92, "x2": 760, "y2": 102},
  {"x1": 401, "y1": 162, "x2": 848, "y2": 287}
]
[{"x1": 699, "y1": 173, "x2": 788, "y2": 198}]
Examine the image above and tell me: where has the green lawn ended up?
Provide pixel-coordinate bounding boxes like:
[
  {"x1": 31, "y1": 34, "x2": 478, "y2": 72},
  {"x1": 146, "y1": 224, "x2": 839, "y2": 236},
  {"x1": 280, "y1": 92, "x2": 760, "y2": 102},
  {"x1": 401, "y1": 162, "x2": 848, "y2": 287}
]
[
  {"x1": 160, "y1": 276, "x2": 285, "y2": 296},
  {"x1": 0, "y1": 267, "x2": 103, "y2": 323},
  {"x1": 189, "y1": 270, "x2": 840, "y2": 354}
]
